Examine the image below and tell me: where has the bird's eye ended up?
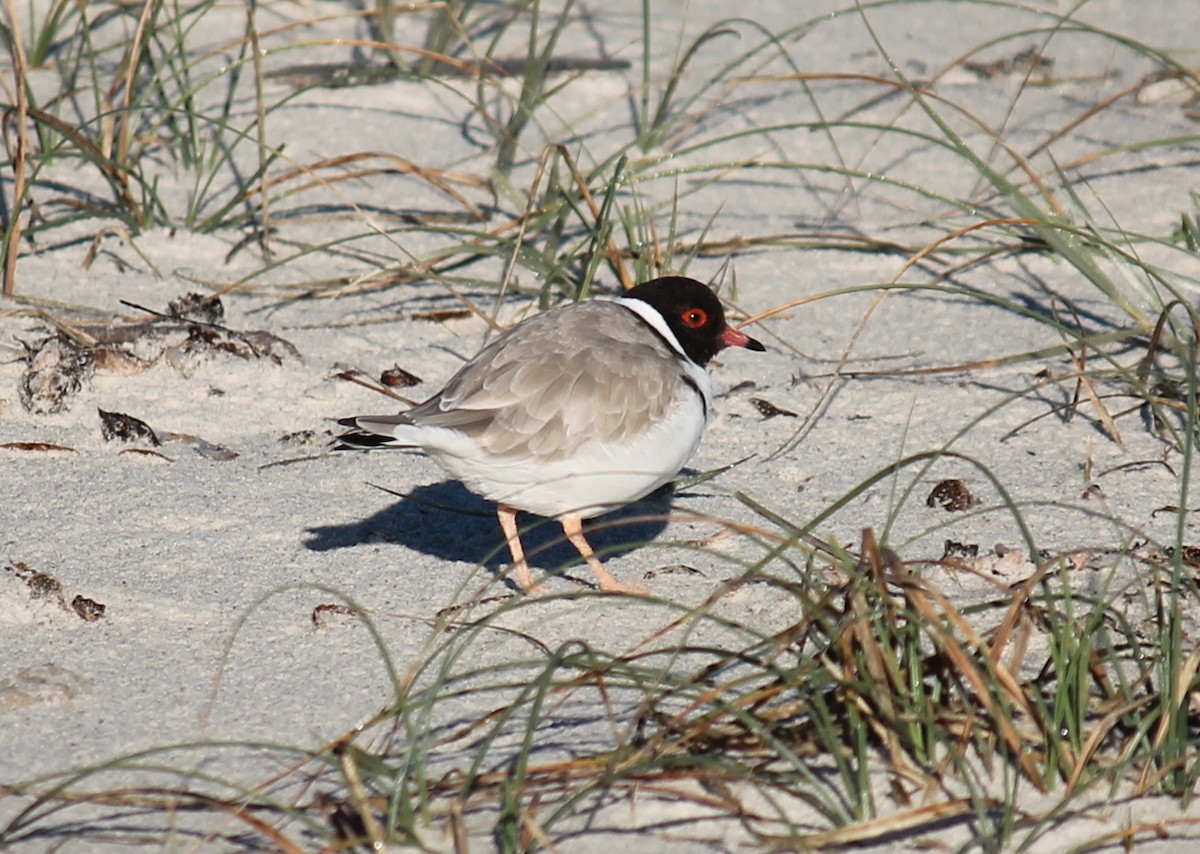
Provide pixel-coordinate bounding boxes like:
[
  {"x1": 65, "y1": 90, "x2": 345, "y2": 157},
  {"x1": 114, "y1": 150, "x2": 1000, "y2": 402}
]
[{"x1": 681, "y1": 308, "x2": 708, "y2": 328}]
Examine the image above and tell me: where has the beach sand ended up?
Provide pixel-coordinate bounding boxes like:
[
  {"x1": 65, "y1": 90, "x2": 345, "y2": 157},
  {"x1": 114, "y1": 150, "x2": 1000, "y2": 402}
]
[{"x1": 3, "y1": 1, "x2": 1200, "y2": 849}]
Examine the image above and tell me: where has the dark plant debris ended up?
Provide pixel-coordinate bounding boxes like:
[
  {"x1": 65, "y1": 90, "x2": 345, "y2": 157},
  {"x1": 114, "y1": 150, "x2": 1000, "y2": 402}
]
[
  {"x1": 312, "y1": 603, "x2": 359, "y2": 628},
  {"x1": 18, "y1": 334, "x2": 94, "y2": 414},
  {"x1": 96, "y1": 409, "x2": 233, "y2": 459},
  {"x1": 643, "y1": 564, "x2": 706, "y2": 580},
  {"x1": 98, "y1": 408, "x2": 161, "y2": 445},
  {"x1": 1164, "y1": 546, "x2": 1200, "y2": 569},
  {"x1": 167, "y1": 292, "x2": 224, "y2": 325},
  {"x1": 926, "y1": 479, "x2": 977, "y2": 512},
  {"x1": 1151, "y1": 504, "x2": 1188, "y2": 518},
  {"x1": 120, "y1": 295, "x2": 300, "y2": 363},
  {"x1": 16, "y1": 294, "x2": 299, "y2": 413},
  {"x1": 380, "y1": 365, "x2": 422, "y2": 388},
  {"x1": 278, "y1": 429, "x2": 322, "y2": 445},
  {"x1": 310, "y1": 791, "x2": 371, "y2": 853},
  {"x1": 4, "y1": 562, "x2": 105, "y2": 621},
  {"x1": 942, "y1": 540, "x2": 979, "y2": 560},
  {"x1": 435, "y1": 595, "x2": 516, "y2": 618},
  {"x1": 750, "y1": 397, "x2": 797, "y2": 419},
  {"x1": 963, "y1": 46, "x2": 1054, "y2": 81},
  {"x1": 71, "y1": 596, "x2": 106, "y2": 622},
  {"x1": 26, "y1": 571, "x2": 64, "y2": 601},
  {"x1": 333, "y1": 367, "x2": 418, "y2": 404}
]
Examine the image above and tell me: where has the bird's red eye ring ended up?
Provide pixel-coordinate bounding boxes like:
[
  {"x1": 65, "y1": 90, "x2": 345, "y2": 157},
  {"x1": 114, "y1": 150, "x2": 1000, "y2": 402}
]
[{"x1": 681, "y1": 308, "x2": 708, "y2": 328}]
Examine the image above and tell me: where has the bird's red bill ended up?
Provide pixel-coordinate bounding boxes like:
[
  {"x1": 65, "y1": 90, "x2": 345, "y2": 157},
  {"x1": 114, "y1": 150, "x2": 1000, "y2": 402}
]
[{"x1": 721, "y1": 326, "x2": 766, "y2": 351}]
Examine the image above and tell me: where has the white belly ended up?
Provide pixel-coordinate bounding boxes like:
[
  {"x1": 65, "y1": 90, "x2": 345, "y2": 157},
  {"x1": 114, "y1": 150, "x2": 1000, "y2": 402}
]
[{"x1": 419, "y1": 390, "x2": 708, "y2": 519}]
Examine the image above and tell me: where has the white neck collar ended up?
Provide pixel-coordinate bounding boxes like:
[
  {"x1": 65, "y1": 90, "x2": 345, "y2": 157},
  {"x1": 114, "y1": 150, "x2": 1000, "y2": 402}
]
[{"x1": 614, "y1": 296, "x2": 691, "y2": 363}]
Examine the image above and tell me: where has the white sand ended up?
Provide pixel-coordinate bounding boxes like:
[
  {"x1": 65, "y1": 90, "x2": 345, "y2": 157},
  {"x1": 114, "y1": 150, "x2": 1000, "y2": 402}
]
[{"x1": 3, "y1": 0, "x2": 1200, "y2": 849}]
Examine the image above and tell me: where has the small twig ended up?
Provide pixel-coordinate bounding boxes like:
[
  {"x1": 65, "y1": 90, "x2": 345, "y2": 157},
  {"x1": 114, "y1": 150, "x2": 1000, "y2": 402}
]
[
  {"x1": 557, "y1": 144, "x2": 632, "y2": 290},
  {"x1": 333, "y1": 368, "x2": 417, "y2": 404},
  {"x1": 246, "y1": 1, "x2": 272, "y2": 256},
  {"x1": 2, "y1": 0, "x2": 30, "y2": 296},
  {"x1": 114, "y1": 0, "x2": 156, "y2": 166}
]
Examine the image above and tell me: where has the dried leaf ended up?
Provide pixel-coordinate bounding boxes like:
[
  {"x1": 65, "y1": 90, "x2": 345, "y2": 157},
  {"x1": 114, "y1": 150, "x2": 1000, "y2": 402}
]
[
  {"x1": 92, "y1": 346, "x2": 151, "y2": 375},
  {"x1": 412, "y1": 308, "x2": 471, "y2": 322},
  {"x1": 119, "y1": 448, "x2": 174, "y2": 462},
  {"x1": 1, "y1": 442, "x2": 76, "y2": 452}
]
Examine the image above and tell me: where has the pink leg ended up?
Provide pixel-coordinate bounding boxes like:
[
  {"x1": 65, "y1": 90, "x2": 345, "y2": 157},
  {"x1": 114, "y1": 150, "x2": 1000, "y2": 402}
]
[
  {"x1": 560, "y1": 514, "x2": 648, "y2": 595},
  {"x1": 497, "y1": 505, "x2": 540, "y2": 593}
]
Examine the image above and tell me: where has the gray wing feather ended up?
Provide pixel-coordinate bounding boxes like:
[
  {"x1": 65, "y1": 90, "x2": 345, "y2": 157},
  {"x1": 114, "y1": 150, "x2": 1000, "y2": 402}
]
[{"x1": 406, "y1": 301, "x2": 682, "y2": 459}]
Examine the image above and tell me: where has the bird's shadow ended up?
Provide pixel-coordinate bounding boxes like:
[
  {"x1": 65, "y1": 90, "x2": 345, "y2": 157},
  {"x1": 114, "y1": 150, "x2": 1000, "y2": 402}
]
[{"x1": 304, "y1": 480, "x2": 673, "y2": 581}]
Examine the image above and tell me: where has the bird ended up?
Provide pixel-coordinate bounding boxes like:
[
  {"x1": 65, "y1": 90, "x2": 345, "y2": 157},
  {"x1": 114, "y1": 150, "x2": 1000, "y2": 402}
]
[{"x1": 335, "y1": 276, "x2": 765, "y2": 594}]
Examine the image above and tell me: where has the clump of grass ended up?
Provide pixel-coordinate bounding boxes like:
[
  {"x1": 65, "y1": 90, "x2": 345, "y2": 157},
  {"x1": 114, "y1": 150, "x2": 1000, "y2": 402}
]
[{"x1": 1, "y1": 0, "x2": 272, "y2": 290}]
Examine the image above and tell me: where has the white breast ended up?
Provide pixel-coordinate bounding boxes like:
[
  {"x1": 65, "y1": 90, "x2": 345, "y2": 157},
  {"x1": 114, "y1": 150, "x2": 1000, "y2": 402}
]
[{"x1": 410, "y1": 376, "x2": 709, "y2": 519}]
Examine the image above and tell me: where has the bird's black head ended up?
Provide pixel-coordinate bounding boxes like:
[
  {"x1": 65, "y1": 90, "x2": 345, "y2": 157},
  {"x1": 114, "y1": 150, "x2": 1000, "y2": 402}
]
[{"x1": 624, "y1": 276, "x2": 765, "y2": 366}]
